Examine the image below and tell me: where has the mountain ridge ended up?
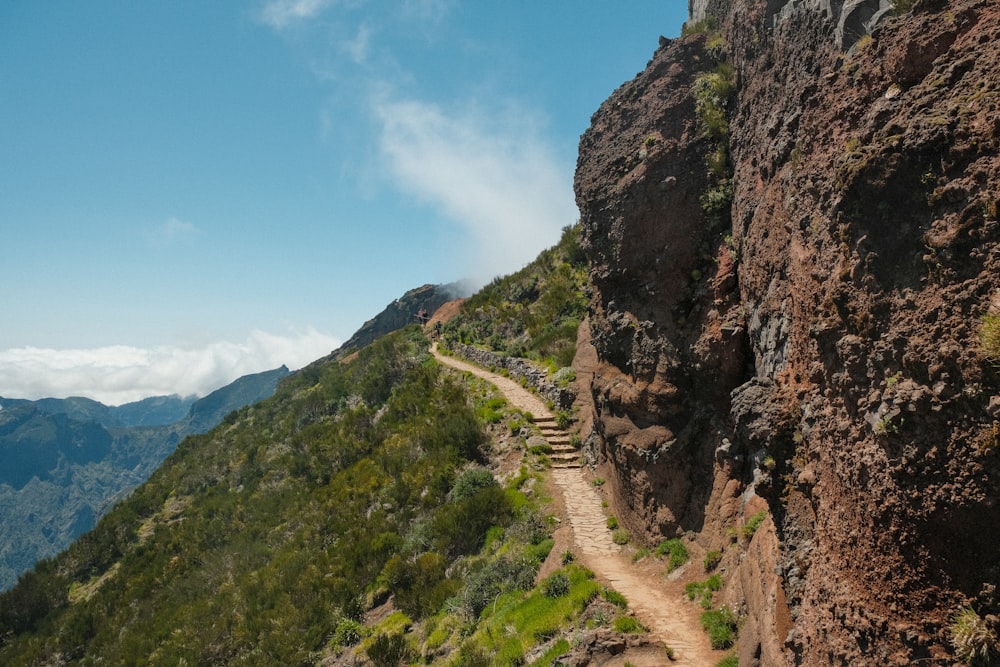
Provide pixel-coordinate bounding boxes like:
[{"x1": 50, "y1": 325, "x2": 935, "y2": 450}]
[{"x1": 0, "y1": 365, "x2": 290, "y2": 591}]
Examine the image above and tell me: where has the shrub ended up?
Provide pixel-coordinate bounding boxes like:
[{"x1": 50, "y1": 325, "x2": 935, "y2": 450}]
[
  {"x1": 561, "y1": 550, "x2": 575, "y2": 565},
  {"x1": 700, "y1": 607, "x2": 737, "y2": 649},
  {"x1": 950, "y1": 607, "x2": 996, "y2": 663},
  {"x1": 366, "y1": 633, "x2": 411, "y2": 667},
  {"x1": 606, "y1": 516, "x2": 619, "y2": 530},
  {"x1": 715, "y1": 654, "x2": 738, "y2": 667},
  {"x1": 656, "y1": 538, "x2": 689, "y2": 571},
  {"x1": 542, "y1": 572, "x2": 571, "y2": 598},
  {"x1": 458, "y1": 555, "x2": 538, "y2": 618},
  {"x1": 612, "y1": 529, "x2": 630, "y2": 545},
  {"x1": 333, "y1": 618, "x2": 362, "y2": 647},
  {"x1": 451, "y1": 468, "x2": 498, "y2": 502},
  {"x1": 703, "y1": 549, "x2": 723, "y2": 571}
]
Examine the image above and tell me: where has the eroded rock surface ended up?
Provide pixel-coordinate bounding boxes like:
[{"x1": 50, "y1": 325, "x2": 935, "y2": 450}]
[{"x1": 577, "y1": 1, "x2": 1000, "y2": 663}]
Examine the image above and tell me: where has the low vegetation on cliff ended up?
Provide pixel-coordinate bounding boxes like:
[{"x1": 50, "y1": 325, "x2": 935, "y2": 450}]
[
  {"x1": 0, "y1": 324, "x2": 638, "y2": 665},
  {"x1": 441, "y1": 224, "x2": 588, "y2": 370}
]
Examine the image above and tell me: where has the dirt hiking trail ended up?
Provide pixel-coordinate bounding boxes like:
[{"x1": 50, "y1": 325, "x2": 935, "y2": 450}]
[{"x1": 432, "y1": 345, "x2": 717, "y2": 667}]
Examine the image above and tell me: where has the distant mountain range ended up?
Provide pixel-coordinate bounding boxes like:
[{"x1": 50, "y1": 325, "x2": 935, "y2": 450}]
[{"x1": 0, "y1": 365, "x2": 290, "y2": 591}]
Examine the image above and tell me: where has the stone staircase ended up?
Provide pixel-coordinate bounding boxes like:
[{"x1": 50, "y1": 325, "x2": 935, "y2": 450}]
[{"x1": 532, "y1": 416, "x2": 581, "y2": 468}]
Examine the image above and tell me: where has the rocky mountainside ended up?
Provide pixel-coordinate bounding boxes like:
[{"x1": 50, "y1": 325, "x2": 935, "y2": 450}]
[
  {"x1": 0, "y1": 366, "x2": 289, "y2": 592},
  {"x1": 336, "y1": 282, "x2": 471, "y2": 355},
  {"x1": 576, "y1": 0, "x2": 1000, "y2": 664}
]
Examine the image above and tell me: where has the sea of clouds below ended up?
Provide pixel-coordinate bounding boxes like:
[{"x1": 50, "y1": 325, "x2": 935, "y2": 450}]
[{"x1": 0, "y1": 328, "x2": 341, "y2": 406}]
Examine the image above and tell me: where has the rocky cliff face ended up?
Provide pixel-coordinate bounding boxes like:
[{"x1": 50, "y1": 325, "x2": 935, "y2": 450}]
[{"x1": 576, "y1": 0, "x2": 1000, "y2": 664}]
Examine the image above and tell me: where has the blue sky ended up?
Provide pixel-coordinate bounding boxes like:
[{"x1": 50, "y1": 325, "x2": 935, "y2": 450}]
[{"x1": 0, "y1": 1, "x2": 688, "y2": 404}]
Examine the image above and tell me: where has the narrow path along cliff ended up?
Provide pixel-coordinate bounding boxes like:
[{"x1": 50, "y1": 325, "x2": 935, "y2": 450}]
[{"x1": 432, "y1": 344, "x2": 717, "y2": 667}]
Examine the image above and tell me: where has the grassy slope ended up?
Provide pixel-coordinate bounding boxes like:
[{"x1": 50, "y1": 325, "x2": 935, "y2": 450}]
[
  {"x1": 0, "y1": 227, "x2": 628, "y2": 665},
  {"x1": 0, "y1": 324, "x2": 617, "y2": 666},
  {"x1": 441, "y1": 224, "x2": 588, "y2": 370}
]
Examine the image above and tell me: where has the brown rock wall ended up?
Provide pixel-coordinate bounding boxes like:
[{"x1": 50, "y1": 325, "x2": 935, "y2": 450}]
[{"x1": 576, "y1": 0, "x2": 1000, "y2": 663}]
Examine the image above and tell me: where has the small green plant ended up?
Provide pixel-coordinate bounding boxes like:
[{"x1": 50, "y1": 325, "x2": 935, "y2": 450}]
[
  {"x1": 740, "y1": 510, "x2": 768, "y2": 540},
  {"x1": 552, "y1": 366, "x2": 576, "y2": 387},
  {"x1": 700, "y1": 606, "x2": 738, "y2": 649},
  {"x1": 892, "y1": 0, "x2": 916, "y2": 14},
  {"x1": 950, "y1": 607, "x2": 997, "y2": 664},
  {"x1": 606, "y1": 516, "x2": 619, "y2": 530},
  {"x1": 542, "y1": 572, "x2": 571, "y2": 598},
  {"x1": 561, "y1": 550, "x2": 575, "y2": 565},
  {"x1": 632, "y1": 546, "x2": 651, "y2": 563},
  {"x1": 555, "y1": 410, "x2": 573, "y2": 430},
  {"x1": 665, "y1": 645, "x2": 676, "y2": 660},
  {"x1": 602, "y1": 588, "x2": 628, "y2": 609},
  {"x1": 366, "y1": 632, "x2": 412, "y2": 667},
  {"x1": 332, "y1": 617, "x2": 363, "y2": 647},
  {"x1": 592, "y1": 477, "x2": 605, "y2": 487},
  {"x1": 703, "y1": 549, "x2": 723, "y2": 571},
  {"x1": 656, "y1": 538, "x2": 689, "y2": 571},
  {"x1": 980, "y1": 314, "x2": 1000, "y2": 361},
  {"x1": 681, "y1": 16, "x2": 718, "y2": 37},
  {"x1": 612, "y1": 529, "x2": 630, "y2": 545},
  {"x1": 613, "y1": 616, "x2": 647, "y2": 634},
  {"x1": 715, "y1": 654, "x2": 739, "y2": 667},
  {"x1": 686, "y1": 574, "x2": 723, "y2": 609}
]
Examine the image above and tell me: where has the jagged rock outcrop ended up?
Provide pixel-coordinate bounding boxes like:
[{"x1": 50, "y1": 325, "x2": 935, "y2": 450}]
[
  {"x1": 337, "y1": 283, "x2": 470, "y2": 355},
  {"x1": 577, "y1": 1, "x2": 1000, "y2": 664},
  {"x1": 690, "y1": 0, "x2": 894, "y2": 48}
]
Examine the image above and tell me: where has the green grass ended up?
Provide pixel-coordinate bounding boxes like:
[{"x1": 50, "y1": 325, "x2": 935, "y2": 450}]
[
  {"x1": 715, "y1": 654, "x2": 738, "y2": 667},
  {"x1": 602, "y1": 588, "x2": 628, "y2": 609},
  {"x1": 981, "y1": 314, "x2": 1000, "y2": 361},
  {"x1": 685, "y1": 574, "x2": 723, "y2": 609},
  {"x1": 529, "y1": 638, "x2": 571, "y2": 666},
  {"x1": 612, "y1": 615, "x2": 647, "y2": 634},
  {"x1": 700, "y1": 607, "x2": 738, "y2": 650},
  {"x1": 656, "y1": 538, "x2": 689, "y2": 571},
  {"x1": 703, "y1": 549, "x2": 723, "y2": 571},
  {"x1": 950, "y1": 607, "x2": 997, "y2": 663},
  {"x1": 740, "y1": 511, "x2": 768, "y2": 540},
  {"x1": 456, "y1": 564, "x2": 600, "y2": 663},
  {"x1": 441, "y1": 224, "x2": 588, "y2": 368}
]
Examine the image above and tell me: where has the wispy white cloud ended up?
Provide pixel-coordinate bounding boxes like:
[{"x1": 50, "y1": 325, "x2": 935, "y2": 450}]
[
  {"x1": 147, "y1": 217, "x2": 201, "y2": 247},
  {"x1": 257, "y1": 0, "x2": 336, "y2": 29},
  {"x1": 401, "y1": 0, "x2": 453, "y2": 23},
  {"x1": 0, "y1": 328, "x2": 340, "y2": 405},
  {"x1": 374, "y1": 95, "x2": 577, "y2": 284},
  {"x1": 342, "y1": 22, "x2": 373, "y2": 63}
]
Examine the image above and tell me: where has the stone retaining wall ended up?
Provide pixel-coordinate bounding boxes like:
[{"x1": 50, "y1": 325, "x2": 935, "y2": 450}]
[{"x1": 448, "y1": 343, "x2": 576, "y2": 410}]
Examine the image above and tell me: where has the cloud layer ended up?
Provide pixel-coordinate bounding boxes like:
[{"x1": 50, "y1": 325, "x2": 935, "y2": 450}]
[
  {"x1": 0, "y1": 328, "x2": 340, "y2": 405},
  {"x1": 375, "y1": 97, "x2": 577, "y2": 284}
]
